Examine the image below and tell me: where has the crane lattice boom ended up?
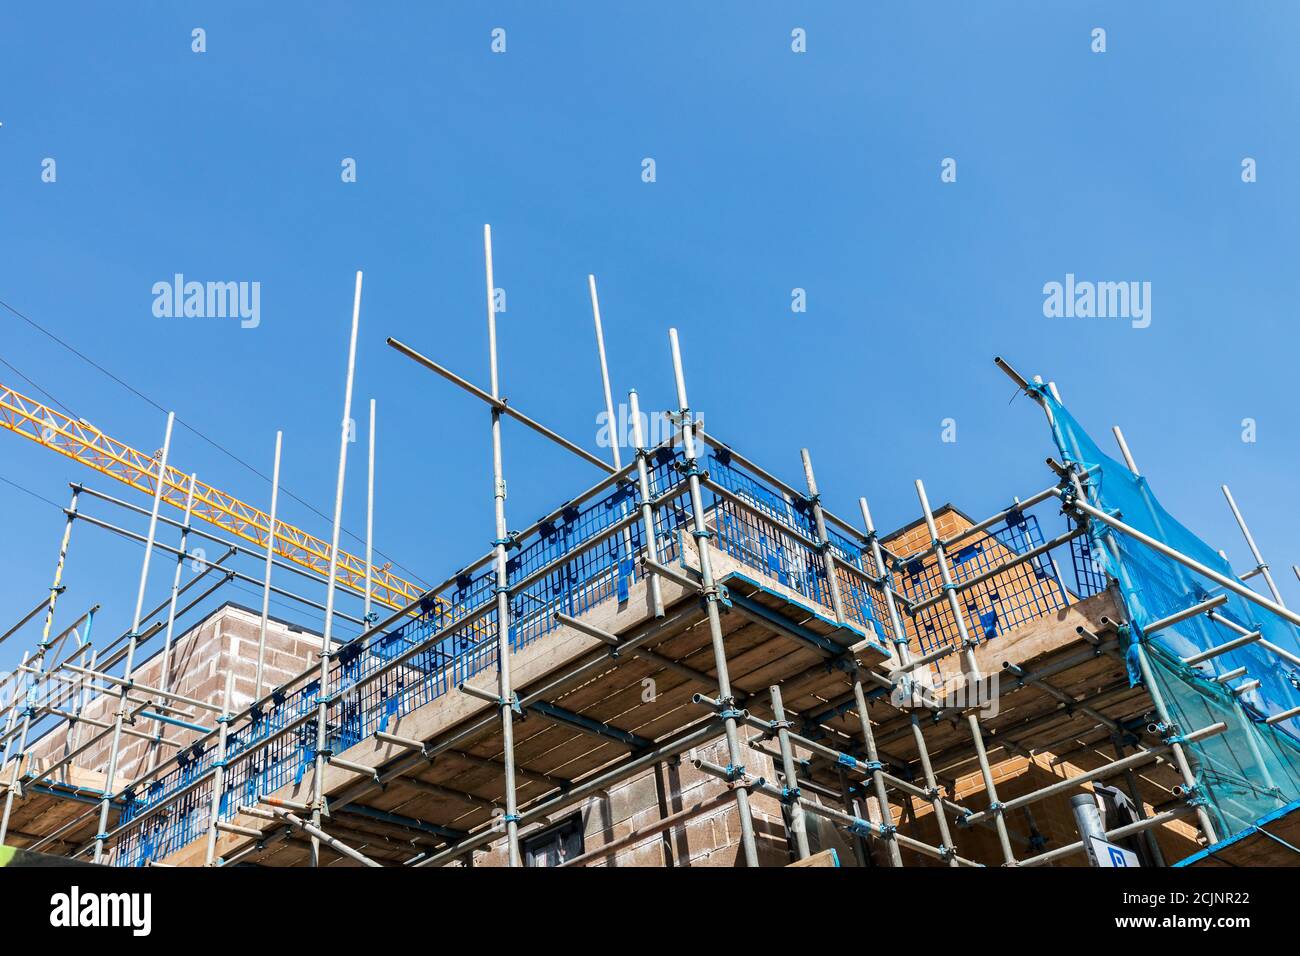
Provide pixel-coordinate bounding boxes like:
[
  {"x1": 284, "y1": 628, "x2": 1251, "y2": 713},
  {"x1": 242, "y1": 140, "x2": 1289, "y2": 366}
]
[{"x1": 0, "y1": 381, "x2": 423, "y2": 612}]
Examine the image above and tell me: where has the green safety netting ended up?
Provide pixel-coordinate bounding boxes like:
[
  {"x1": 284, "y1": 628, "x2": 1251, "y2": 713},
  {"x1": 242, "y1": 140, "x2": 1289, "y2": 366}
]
[
  {"x1": 1033, "y1": 386, "x2": 1300, "y2": 843},
  {"x1": 1146, "y1": 643, "x2": 1300, "y2": 841}
]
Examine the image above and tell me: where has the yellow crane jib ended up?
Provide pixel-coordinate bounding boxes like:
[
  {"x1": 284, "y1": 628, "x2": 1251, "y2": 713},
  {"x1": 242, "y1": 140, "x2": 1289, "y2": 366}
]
[{"x1": 0, "y1": 381, "x2": 423, "y2": 613}]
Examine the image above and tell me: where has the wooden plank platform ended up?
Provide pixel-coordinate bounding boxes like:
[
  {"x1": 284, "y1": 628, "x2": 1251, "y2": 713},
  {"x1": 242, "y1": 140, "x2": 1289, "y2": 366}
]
[
  {"x1": 0, "y1": 762, "x2": 115, "y2": 856},
  {"x1": 788, "y1": 848, "x2": 840, "y2": 867}
]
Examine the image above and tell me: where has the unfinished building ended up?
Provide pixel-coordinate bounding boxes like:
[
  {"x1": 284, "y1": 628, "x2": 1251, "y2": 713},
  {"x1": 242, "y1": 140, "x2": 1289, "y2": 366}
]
[{"x1": 2, "y1": 235, "x2": 1299, "y2": 869}]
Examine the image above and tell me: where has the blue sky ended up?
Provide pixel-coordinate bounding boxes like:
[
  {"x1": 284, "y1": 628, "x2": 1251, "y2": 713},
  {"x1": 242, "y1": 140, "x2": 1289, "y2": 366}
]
[{"x1": 1, "y1": 2, "x2": 1297, "y2": 672}]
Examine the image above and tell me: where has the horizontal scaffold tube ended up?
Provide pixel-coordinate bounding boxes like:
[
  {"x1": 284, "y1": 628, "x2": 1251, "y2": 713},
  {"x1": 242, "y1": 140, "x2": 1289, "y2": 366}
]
[
  {"x1": 70, "y1": 511, "x2": 363, "y2": 626},
  {"x1": 387, "y1": 337, "x2": 617, "y2": 474},
  {"x1": 74, "y1": 483, "x2": 373, "y2": 600},
  {"x1": 691, "y1": 755, "x2": 982, "y2": 867},
  {"x1": 1062, "y1": 489, "x2": 1300, "y2": 630},
  {"x1": 241, "y1": 804, "x2": 383, "y2": 868},
  {"x1": 908, "y1": 527, "x2": 1084, "y2": 615},
  {"x1": 1019, "y1": 807, "x2": 1194, "y2": 867},
  {"x1": 0, "y1": 594, "x2": 53, "y2": 649},
  {"x1": 413, "y1": 717, "x2": 725, "y2": 868},
  {"x1": 738, "y1": 711, "x2": 981, "y2": 827},
  {"x1": 961, "y1": 721, "x2": 1228, "y2": 826},
  {"x1": 1207, "y1": 609, "x2": 1300, "y2": 670},
  {"x1": 1143, "y1": 594, "x2": 1228, "y2": 636}
]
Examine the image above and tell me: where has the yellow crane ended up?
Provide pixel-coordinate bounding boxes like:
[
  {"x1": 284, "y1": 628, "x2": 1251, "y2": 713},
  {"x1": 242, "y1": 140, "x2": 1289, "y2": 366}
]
[{"x1": 0, "y1": 380, "x2": 424, "y2": 612}]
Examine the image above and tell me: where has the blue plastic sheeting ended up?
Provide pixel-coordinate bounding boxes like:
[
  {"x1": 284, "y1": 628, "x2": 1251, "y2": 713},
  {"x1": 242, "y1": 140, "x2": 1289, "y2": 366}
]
[
  {"x1": 1037, "y1": 388, "x2": 1300, "y2": 725},
  {"x1": 1034, "y1": 385, "x2": 1300, "y2": 842}
]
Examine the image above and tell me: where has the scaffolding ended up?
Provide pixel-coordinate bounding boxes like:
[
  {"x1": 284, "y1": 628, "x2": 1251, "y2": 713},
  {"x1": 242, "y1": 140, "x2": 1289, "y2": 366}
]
[{"x1": 2, "y1": 232, "x2": 1299, "y2": 869}]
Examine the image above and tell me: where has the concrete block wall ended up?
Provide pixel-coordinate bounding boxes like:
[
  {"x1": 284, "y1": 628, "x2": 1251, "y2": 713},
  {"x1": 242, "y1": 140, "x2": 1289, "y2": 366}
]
[{"x1": 475, "y1": 737, "x2": 801, "y2": 867}]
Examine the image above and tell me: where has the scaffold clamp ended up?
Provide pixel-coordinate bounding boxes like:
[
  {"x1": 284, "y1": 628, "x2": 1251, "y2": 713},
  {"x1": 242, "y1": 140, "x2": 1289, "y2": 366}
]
[{"x1": 847, "y1": 818, "x2": 878, "y2": 839}]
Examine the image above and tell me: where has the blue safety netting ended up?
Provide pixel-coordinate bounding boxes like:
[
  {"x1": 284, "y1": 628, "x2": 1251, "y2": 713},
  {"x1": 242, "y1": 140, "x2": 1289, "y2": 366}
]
[
  {"x1": 1034, "y1": 386, "x2": 1300, "y2": 843},
  {"x1": 109, "y1": 445, "x2": 903, "y2": 866}
]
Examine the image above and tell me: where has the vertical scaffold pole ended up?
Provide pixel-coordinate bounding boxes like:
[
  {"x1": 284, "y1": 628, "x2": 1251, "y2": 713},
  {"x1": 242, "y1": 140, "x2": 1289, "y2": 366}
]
[
  {"x1": 1130, "y1": 637, "x2": 1220, "y2": 845},
  {"x1": 95, "y1": 415, "x2": 174, "y2": 863},
  {"x1": 800, "y1": 448, "x2": 900, "y2": 866},
  {"x1": 145, "y1": 473, "x2": 198, "y2": 774},
  {"x1": 800, "y1": 449, "x2": 845, "y2": 623},
  {"x1": 850, "y1": 678, "x2": 900, "y2": 866},
  {"x1": 1062, "y1": 460, "x2": 1221, "y2": 846},
  {"x1": 254, "y1": 431, "x2": 283, "y2": 701},
  {"x1": 1110, "y1": 423, "x2": 1195, "y2": 597},
  {"x1": 485, "y1": 225, "x2": 522, "y2": 868},
  {"x1": 0, "y1": 653, "x2": 30, "y2": 750},
  {"x1": 769, "y1": 684, "x2": 809, "y2": 860},
  {"x1": 0, "y1": 650, "x2": 31, "y2": 841},
  {"x1": 589, "y1": 276, "x2": 636, "y2": 571},
  {"x1": 1222, "y1": 485, "x2": 1285, "y2": 606},
  {"x1": 40, "y1": 486, "x2": 79, "y2": 651},
  {"x1": 915, "y1": 478, "x2": 1017, "y2": 866},
  {"x1": 1111, "y1": 734, "x2": 1167, "y2": 866},
  {"x1": 68, "y1": 645, "x2": 97, "y2": 761},
  {"x1": 1093, "y1": 428, "x2": 1221, "y2": 847},
  {"x1": 0, "y1": 481, "x2": 79, "y2": 843},
  {"x1": 364, "y1": 399, "x2": 377, "y2": 625},
  {"x1": 1111, "y1": 425, "x2": 1140, "y2": 474},
  {"x1": 311, "y1": 270, "x2": 364, "y2": 867},
  {"x1": 839, "y1": 765, "x2": 870, "y2": 866},
  {"x1": 668, "y1": 327, "x2": 760, "y2": 867},
  {"x1": 204, "y1": 670, "x2": 235, "y2": 866},
  {"x1": 628, "y1": 389, "x2": 664, "y2": 618},
  {"x1": 157, "y1": 474, "x2": 197, "y2": 684},
  {"x1": 589, "y1": 276, "x2": 621, "y2": 472},
  {"x1": 859, "y1": 493, "x2": 957, "y2": 866}
]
